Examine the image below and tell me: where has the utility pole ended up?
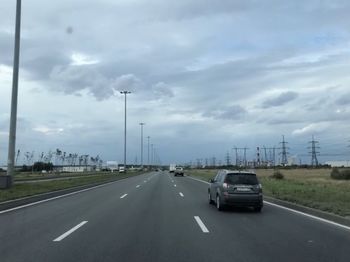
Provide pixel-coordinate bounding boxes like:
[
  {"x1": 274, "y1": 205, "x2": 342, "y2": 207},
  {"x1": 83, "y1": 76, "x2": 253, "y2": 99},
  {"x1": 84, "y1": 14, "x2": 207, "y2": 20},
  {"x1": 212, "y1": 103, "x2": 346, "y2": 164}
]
[
  {"x1": 279, "y1": 135, "x2": 289, "y2": 166},
  {"x1": 308, "y1": 135, "x2": 320, "y2": 167},
  {"x1": 151, "y1": 143, "x2": 154, "y2": 168},
  {"x1": 147, "y1": 136, "x2": 150, "y2": 168},
  {"x1": 139, "y1": 122, "x2": 145, "y2": 168},
  {"x1": 3, "y1": 0, "x2": 22, "y2": 188},
  {"x1": 120, "y1": 91, "x2": 131, "y2": 170}
]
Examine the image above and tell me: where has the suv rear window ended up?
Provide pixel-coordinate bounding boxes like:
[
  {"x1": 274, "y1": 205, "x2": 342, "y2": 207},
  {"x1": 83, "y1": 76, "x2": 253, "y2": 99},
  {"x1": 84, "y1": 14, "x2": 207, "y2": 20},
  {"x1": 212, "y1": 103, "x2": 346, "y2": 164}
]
[{"x1": 225, "y1": 173, "x2": 258, "y2": 185}]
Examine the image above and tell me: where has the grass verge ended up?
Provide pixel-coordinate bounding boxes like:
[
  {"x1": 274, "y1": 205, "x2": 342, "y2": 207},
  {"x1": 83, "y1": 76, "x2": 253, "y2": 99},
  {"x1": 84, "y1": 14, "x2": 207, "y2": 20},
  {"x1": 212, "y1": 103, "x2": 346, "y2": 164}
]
[
  {"x1": 186, "y1": 168, "x2": 350, "y2": 218},
  {"x1": 0, "y1": 171, "x2": 142, "y2": 202}
]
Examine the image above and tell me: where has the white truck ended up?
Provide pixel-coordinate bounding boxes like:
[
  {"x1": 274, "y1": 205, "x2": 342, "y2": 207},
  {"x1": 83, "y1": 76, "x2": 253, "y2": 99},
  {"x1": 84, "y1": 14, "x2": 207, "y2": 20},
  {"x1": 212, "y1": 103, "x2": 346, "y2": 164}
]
[
  {"x1": 106, "y1": 161, "x2": 118, "y2": 172},
  {"x1": 169, "y1": 164, "x2": 176, "y2": 173}
]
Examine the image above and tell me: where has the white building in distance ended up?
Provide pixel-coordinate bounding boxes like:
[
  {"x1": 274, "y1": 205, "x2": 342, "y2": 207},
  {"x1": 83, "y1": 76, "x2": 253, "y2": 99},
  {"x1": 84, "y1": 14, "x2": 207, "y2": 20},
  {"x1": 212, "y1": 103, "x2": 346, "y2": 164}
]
[{"x1": 325, "y1": 161, "x2": 350, "y2": 167}]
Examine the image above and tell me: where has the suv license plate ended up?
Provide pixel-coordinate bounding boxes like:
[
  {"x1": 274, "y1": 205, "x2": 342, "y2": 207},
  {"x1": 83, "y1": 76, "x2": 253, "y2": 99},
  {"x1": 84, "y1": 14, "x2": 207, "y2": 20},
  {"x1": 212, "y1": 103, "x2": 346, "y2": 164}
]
[{"x1": 236, "y1": 187, "x2": 251, "y2": 192}]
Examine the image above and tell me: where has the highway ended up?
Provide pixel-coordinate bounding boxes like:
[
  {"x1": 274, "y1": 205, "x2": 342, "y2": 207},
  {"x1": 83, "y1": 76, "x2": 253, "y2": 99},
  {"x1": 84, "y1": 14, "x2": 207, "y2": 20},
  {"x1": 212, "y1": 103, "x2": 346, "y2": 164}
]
[{"x1": 0, "y1": 171, "x2": 349, "y2": 262}]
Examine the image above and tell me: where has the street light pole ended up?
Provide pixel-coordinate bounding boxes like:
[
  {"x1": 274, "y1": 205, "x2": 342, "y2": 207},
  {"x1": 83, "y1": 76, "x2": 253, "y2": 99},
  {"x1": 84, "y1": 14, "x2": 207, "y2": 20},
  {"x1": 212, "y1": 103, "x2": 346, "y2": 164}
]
[
  {"x1": 120, "y1": 91, "x2": 131, "y2": 171},
  {"x1": 139, "y1": 122, "x2": 145, "y2": 168},
  {"x1": 147, "y1": 136, "x2": 150, "y2": 169},
  {"x1": 151, "y1": 143, "x2": 154, "y2": 168},
  {"x1": 4, "y1": 0, "x2": 22, "y2": 188}
]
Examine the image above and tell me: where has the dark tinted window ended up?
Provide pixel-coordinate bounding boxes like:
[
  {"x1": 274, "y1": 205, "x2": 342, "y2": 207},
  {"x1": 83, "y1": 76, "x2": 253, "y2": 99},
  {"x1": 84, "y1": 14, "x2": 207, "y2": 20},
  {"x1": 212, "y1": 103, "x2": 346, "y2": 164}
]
[{"x1": 225, "y1": 173, "x2": 258, "y2": 185}]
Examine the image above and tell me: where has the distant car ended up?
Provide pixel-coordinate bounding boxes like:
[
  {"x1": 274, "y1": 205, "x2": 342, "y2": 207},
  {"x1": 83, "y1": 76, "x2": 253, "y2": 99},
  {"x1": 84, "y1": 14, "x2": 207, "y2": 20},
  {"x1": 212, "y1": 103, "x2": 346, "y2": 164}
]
[
  {"x1": 208, "y1": 170, "x2": 263, "y2": 212},
  {"x1": 118, "y1": 166, "x2": 125, "y2": 173},
  {"x1": 174, "y1": 166, "x2": 184, "y2": 176}
]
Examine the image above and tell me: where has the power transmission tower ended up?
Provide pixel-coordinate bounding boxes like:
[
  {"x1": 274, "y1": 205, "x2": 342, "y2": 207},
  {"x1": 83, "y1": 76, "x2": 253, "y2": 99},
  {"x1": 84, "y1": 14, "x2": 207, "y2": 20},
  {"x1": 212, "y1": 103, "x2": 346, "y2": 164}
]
[
  {"x1": 279, "y1": 135, "x2": 289, "y2": 166},
  {"x1": 262, "y1": 146, "x2": 276, "y2": 167},
  {"x1": 256, "y1": 147, "x2": 261, "y2": 166},
  {"x1": 233, "y1": 147, "x2": 239, "y2": 166},
  {"x1": 15, "y1": 149, "x2": 20, "y2": 166},
  {"x1": 308, "y1": 135, "x2": 320, "y2": 167},
  {"x1": 196, "y1": 158, "x2": 201, "y2": 168},
  {"x1": 233, "y1": 147, "x2": 249, "y2": 167},
  {"x1": 263, "y1": 146, "x2": 268, "y2": 166},
  {"x1": 243, "y1": 147, "x2": 248, "y2": 167},
  {"x1": 211, "y1": 156, "x2": 216, "y2": 167},
  {"x1": 225, "y1": 151, "x2": 230, "y2": 166}
]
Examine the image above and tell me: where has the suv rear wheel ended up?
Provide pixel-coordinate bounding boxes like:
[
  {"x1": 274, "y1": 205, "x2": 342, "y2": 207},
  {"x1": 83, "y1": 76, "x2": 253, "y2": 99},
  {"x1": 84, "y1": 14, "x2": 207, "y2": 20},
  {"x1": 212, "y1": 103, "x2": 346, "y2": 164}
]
[
  {"x1": 216, "y1": 195, "x2": 224, "y2": 211},
  {"x1": 254, "y1": 206, "x2": 262, "y2": 212},
  {"x1": 208, "y1": 191, "x2": 214, "y2": 204}
]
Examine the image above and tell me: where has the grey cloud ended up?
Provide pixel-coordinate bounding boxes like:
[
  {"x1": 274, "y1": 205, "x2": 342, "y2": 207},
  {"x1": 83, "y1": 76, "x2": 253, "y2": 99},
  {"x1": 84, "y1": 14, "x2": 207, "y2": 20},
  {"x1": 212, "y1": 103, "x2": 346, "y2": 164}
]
[
  {"x1": 49, "y1": 64, "x2": 174, "y2": 100},
  {"x1": 204, "y1": 105, "x2": 247, "y2": 120},
  {"x1": 151, "y1": 82, "x2": 174, "y2": 99},
  {"x1": 262, "y1": 91, "x2": 298, "y2": 108},
  {"x1": 22, "y1": 52, "x2": 71, "y2": 81},
  {"x1": 49, "y1": 65, "x2": 114, "y2": 100},
  {"x1": 0, "y1": 33, "x2": 13, "y2": 65},
  {"x1": 50, "y1": 65, "x2": 146, "y2": 100},
  {"x1": 335, "y1": 94, "x2": 350, "y2": 105},
  {"x1": 111, "y1": 74, "x2": 144, "y2": 93}
]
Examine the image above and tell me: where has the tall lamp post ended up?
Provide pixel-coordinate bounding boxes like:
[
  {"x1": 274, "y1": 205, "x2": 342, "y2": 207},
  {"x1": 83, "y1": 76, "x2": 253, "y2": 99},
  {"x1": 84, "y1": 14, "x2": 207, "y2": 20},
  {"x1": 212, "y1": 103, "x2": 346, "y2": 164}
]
[
  {"x1": 147, "y1": 136, "x2": 150, "y2": 169},
  {"x1": 3, "y1": 0, "x2": 22, "y2": 189},
  {"x1": 120, "y1": 91, "x2": 131, "y2": 171},
  {"x1": 139, "y1": 123, "x2": 145, "y2": 168},
  {"x1": 151, "y1": 144, "x2": 154, "y2": 168}
]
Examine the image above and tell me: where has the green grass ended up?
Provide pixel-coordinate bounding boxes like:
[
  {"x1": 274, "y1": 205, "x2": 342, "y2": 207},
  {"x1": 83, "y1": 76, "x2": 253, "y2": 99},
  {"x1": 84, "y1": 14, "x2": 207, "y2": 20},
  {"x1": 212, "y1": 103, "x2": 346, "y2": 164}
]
[
  {"x1": 186, "y1": 168, "x2": 350, "y2": 217},
  {"x1": 13, "y1": 171, "x2": 110, "y2": 181},
  {"x1": 0, "y1": 171, "x2": 143, "y2": 202}
]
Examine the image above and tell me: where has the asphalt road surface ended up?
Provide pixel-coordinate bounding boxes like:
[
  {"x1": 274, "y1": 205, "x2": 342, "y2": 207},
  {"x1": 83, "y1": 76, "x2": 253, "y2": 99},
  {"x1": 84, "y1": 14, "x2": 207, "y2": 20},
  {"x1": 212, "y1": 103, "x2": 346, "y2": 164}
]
[{"x1": 0, "y1": 171, "x2": 349, "y2": 262}]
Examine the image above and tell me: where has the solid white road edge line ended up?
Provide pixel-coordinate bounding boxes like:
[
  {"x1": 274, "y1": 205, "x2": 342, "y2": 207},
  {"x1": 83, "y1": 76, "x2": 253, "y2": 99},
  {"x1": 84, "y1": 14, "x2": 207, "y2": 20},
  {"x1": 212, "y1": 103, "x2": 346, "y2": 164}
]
[
  {"x1": 264, "y1": 201, "x2": 350, "y2": 231},
  {"x1": 179, "y1": 192, "x2": 184, "y2": 197},
  {"x1": 186, "y1": 176, "x2": 350, "y2": 231},
  {"x1": 194, "y1": 216, "x2": 209, "y2": 233},
  {"x1": 0, "y1": 178, "x2": 133, "y2": 215},
  {"x1": 120, "y1": 194, "x2": 128, "y2": 199},
  {"x1": 53, "y1": 221, "x2": 88, "y2": 242}
]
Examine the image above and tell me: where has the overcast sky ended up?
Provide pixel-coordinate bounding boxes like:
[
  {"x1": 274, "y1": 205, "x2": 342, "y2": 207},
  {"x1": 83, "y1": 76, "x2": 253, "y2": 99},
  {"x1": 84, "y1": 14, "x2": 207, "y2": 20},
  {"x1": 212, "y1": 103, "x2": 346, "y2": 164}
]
[{"x1": 1, "y1": 0, "x2": 350, "y2": 165}]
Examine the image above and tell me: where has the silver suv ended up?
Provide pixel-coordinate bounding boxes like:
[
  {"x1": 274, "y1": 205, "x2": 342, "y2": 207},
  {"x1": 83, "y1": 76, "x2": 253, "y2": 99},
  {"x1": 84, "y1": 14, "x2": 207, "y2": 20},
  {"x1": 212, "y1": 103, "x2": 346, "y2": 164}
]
[
  {"x1": 174, "y1": 166, "x2": 184, "y2": 176},
  {"x1": 208, "y1": 170, "x2": 263, "y2": 212}
]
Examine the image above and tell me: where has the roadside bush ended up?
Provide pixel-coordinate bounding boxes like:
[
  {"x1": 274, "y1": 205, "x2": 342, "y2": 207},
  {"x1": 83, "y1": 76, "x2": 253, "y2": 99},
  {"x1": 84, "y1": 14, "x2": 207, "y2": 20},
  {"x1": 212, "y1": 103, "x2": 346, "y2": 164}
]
[
  {"x1": 270, "y1": 170, "x2": 284, "y2": 180},
  {"x1": 331, "y1": 168, "x2": 350, "y2": 180}
]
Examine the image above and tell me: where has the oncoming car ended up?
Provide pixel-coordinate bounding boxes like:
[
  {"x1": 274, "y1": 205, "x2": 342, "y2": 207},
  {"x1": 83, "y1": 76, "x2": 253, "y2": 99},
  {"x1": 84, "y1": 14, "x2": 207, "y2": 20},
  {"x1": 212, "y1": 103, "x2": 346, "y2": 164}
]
[{"x1": 208, "y1": 170, "x2": 263, "y2": 212}]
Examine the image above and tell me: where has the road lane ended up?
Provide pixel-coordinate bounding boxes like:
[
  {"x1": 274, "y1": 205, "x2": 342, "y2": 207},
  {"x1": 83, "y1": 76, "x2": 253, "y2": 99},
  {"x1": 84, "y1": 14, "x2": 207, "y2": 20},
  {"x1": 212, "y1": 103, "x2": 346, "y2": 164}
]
[
  {"x1": 0, "y1": 172, "x2": 157, "y2": 261},
  {"x1": 1, "y1": 171, "x2": 349, "y2": 262},
  {"x1": 43, "y1": 171, "x2": 214, "y2": 262},
  {"x1": 171, "y1": 173, "x2": 350, "y2": 262}
]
